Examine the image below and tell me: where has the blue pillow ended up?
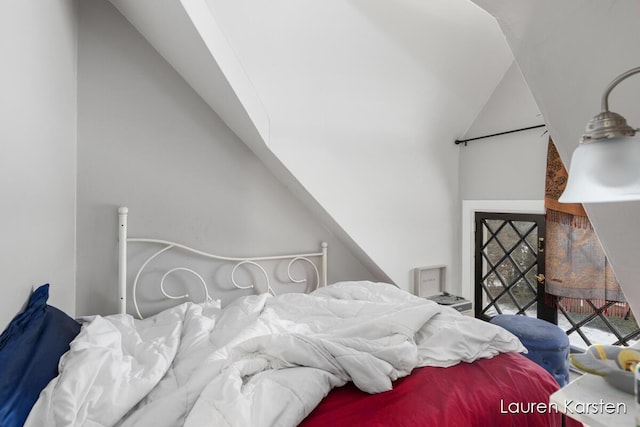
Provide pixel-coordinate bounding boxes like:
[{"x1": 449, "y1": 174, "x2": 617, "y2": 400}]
[{"x1": 0, "y1": 284, "x2": 81, "y2": 427}]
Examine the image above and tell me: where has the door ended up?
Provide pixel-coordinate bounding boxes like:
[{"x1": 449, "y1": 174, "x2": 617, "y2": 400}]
[{"x1": 474, "y1": 212, "x2": 556, "y2": 323}]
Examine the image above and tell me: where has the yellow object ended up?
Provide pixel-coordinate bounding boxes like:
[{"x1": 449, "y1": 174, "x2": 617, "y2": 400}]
[
  {"x1": 595, "y1": 344, "x2": 607, "y2": 361},
  {"x1": 618, "y1": 348, "x2": 640, "y2": 371}
]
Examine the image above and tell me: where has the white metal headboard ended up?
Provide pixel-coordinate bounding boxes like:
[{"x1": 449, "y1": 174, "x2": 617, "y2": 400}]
[{"x1": 118, "y1": 207, "x2": 328, "y2": 318}]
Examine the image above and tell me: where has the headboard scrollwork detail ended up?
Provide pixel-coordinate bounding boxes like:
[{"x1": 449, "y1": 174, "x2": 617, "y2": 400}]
[{"x1": 118, "y1": 207, "x2": 328, "y2": 319}]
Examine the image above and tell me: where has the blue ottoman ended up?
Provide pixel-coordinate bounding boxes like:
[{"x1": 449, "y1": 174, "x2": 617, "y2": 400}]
[{"x1": 490, "y1": 314, "x2": 570, "y2": 386}]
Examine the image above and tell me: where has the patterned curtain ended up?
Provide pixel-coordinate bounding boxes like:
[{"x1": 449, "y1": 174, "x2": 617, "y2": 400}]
[{"x1": 544, "y1": 139, "x2": 625, "y2": 302}]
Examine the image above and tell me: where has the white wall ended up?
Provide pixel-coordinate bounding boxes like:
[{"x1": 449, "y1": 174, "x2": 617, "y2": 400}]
[
  {"x1": 76, "y1": 0, "x2": 377, "y2": 316},
  {"x1": 0, "y1": 0, "x2": 77, "y2": 329},
  {"x1": 474, "y1": 0, "x2": 640, "y2": 317},
  {"x1": 458, "y1": 62, "x2": 545, "y2": 298},
  {"x1": 201, "y1": 0, "x2": 514, "y2": 292},
  {"x1": 460, "y1": 61, "x2": 546, "y2": 201}
]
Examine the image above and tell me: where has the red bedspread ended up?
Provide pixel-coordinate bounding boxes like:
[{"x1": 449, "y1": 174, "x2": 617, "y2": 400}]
[{"x1": 301, "y1": 352, "x2": 581, "y2": 427}]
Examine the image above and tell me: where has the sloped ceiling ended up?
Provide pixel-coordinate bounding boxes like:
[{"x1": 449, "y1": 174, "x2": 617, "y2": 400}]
[
  {"x1": 109, "y1": 0, "x2": 513, "y2": 290},
  {"x1": 473, "y1": 0, "x2": 640, "y2": 315}
]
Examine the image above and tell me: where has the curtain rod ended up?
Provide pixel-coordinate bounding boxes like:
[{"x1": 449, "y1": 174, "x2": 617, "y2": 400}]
[{"x1": 455, "y1": 124, "x2": 546, "y2": 146}]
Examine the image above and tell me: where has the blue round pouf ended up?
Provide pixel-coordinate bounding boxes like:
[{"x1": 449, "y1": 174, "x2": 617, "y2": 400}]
[{"x1": 490, "y1": 314, "x2": 570, "y2": 386}]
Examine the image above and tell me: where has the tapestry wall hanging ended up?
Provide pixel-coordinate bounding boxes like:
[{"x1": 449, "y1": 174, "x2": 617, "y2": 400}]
[{"x1": 544, "y1": 139, "x2": 624, "y2": 302}]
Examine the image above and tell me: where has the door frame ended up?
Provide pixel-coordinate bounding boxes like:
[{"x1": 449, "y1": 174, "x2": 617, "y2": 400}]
[
  {"x1": 474, "y1": 211, "x2": 556, "y2": 322},
  {"x1": 461, "y1": 200, "x2": 544, "y2": 305}
]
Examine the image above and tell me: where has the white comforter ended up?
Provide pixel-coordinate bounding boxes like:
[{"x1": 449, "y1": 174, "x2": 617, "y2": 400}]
[{"x1": 26, "y1": 281, "x2": 525, "y2": 427}]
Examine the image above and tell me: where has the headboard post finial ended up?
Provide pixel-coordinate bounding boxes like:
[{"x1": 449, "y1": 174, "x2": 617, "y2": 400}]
[{"x1": 118, "y1": 207, "x2": 128, "y2": 315}]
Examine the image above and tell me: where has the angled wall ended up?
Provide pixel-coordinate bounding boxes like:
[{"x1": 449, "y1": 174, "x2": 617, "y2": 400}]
[
  {"x1": 76, "y1": 0, "x2": 378, "y2": 316},
  {"x1": 108, "y1": 0, "x2": 388, "y2": 287},
  {"x1": 474, "y1": 0, "x2": 640, "y2": 316},
  {"x1": 460, "y1": 61, "x2": 546, "y2": 201},
  {"x1": 157, "y1": 0, "x2": 514, "y2": 292}
]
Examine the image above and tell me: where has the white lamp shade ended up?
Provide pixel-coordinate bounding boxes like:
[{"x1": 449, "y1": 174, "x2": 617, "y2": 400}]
[{"x1": 559, "y1": 136, "x2": 640, "y2": 203}]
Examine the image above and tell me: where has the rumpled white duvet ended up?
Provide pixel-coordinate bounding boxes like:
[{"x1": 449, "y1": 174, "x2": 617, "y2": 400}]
[{"x1": 26, "y1": 281, "x2": 525, "y2": 427}]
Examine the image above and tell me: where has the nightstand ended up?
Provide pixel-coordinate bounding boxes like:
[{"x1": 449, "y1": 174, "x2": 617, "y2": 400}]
[
  {"x1": 412, "y1": 265, "x2": 473, "y2": 317},
  {"x1": 550, "y1": 371, "x2": 635, "y2": 426},
  {"x1": 426, "y1": 293, "x2": 473, "y2": 317}
]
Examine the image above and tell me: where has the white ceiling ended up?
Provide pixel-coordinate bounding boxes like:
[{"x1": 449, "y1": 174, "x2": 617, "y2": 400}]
[
  {"x1": 474, "y1": 0, "x2": 640, "y2": 319},
  {"x1": 203, "y1": 0, "x2": 514, "y2": 286},
  {"x1": 108, "y1": 0, "x2": 640, "y2": 316},
  {"x1": 206, "y1": 0, "x2": 513, "y2": 143},
  {"x1": 108, "y1": 0, "x2": 514, "y2": 288}
]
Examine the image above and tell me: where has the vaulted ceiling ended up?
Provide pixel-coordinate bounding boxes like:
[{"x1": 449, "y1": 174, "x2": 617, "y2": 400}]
[
  {"x1": 475, "y1": 0, "x2": 640, "y2": 316},
  {"x1": 109, "y1": 0, "x2": 513, "y2": 290},
  {"x1": 107, "y1": 0, "x2": 640, "y2": 317}
]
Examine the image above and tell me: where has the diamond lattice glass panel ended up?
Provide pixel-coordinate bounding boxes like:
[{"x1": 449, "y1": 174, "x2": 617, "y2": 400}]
[
  {"x1": 496, "y1": 223, "x2": 520, "y2": 252},
  {"x1": 524, "y1": 266, "x2": 538, "y2": 289},
  {"x1": 511, "y1": 242, "x2": 536, "y2": 273},
  {"x1": 495, "y1": 259, "x2": 519, "y2": 285},
  {"x1": 483, "y1": 238, "x2": 505, "y2": 266},
  {"x1": 565, "y1": 322, "x2": 590, "y2": 346},
  {"x1": 581, "y1": 315, "x2": 621, "y2": 346},
  {"x1": 496, "y1": 292, "x2": 519, "y2": 314},
  {"x1": 605, "y1": 316, "x2": 637, "y2": 344},
  {"x1": 513, "y1": 221, "x2": 536, "y2": 238},
  {"x1": 558, "y1": 301, "x2": 594, "y2": 339},
  {"x1": 475, "y1": 213, "x2": 556, "y2": 323},
  {"x1": 524, "y1": 227, "x2": 538, "y2": 252},
  {"x1": 525, "y1": 302, "x2": 538, "y2": 318},
  {"x1": 483, "y1": 272, "x2": 504, "y2": 299},
  {"x1": 554, "y1": 298, "x2": 640, "y2": 349},
  {"x1": 484, "y1": 219, "x2": 505, "y2": 235},
  {"x1": 512, "y1": 278, "x2": 537, "y2": 307}
]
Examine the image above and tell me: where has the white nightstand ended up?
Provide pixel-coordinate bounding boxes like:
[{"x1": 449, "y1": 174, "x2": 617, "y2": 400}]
[
  {"x1": 412, "y1": 266, "x2": 473, "y2": 317},
  {"x1": 425, "y1": 293, "x2": 473, "y2": 317},
  {"x1": 550, "y1": 372, "x2": 636, "y2": 426}
]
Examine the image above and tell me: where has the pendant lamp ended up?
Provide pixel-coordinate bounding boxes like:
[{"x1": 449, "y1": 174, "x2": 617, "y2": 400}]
[{"x1": 559, "y1": 67, "x2": 640, "y2": 203}]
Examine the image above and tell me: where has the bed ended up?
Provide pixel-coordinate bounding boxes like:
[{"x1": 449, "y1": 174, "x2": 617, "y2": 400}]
[{"x1": 1, "y1": 207, "x2": 578, "y2": 426}]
